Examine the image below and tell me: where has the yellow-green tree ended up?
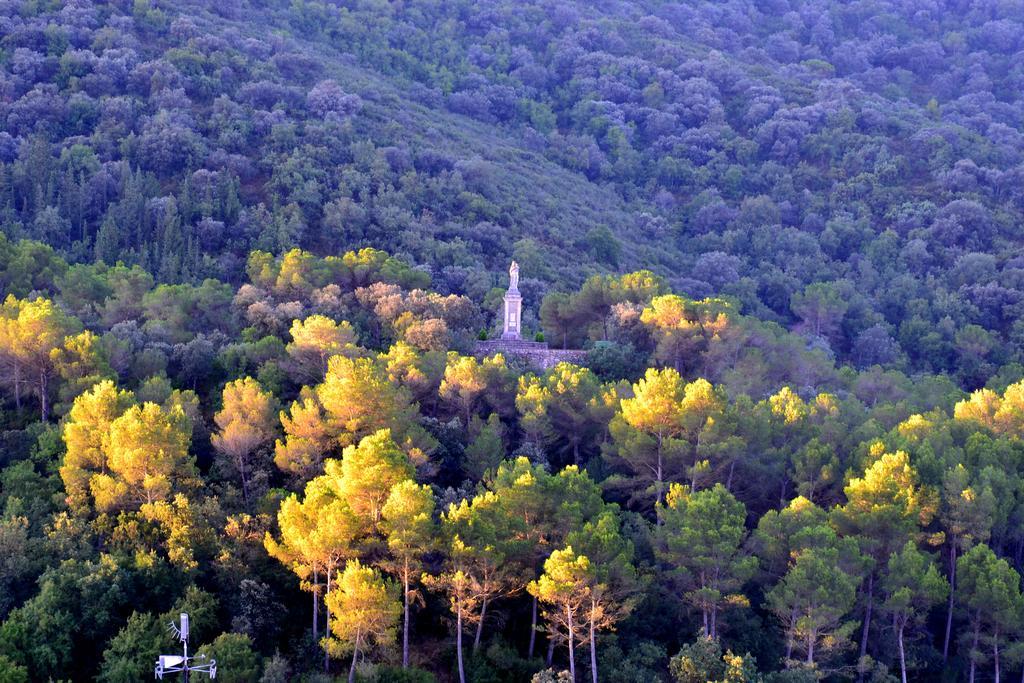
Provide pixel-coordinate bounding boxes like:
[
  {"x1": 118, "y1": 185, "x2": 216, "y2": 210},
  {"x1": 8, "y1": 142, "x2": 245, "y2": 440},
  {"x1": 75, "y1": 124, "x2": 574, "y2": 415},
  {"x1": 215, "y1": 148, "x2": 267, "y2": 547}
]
[
  {"x1": 91, "y1": 402, "x2": 195, "y2": 511},
  {"x1": 440, "y1": 353, "x2": 491, "y2": 425},
  {"x1": 0, "y1": 296, "x2": 27, "y2": 410},
  {"x1": 264, "y1": 475, "x2": 360, "y2": 663},
  {"x1": 528, "y1": 547, "x2": 592, "y2": 681},
  {"x1": 609, "y1": 369, "x2": 729, "y2": 512},
  {"x1": 276, "y1": 355, "x2": 434, "y2": 480},
  {"x1": 442, "y1": 491, "x2": 522, "y2": 652},
  {"x1": 515, "y1": 373, "x2": 553, "y2": 451},
  {"x1": 211, "y1": 377, "x2": 278, "y2": 504},
  {"x1": 0, "y1": 296, "x2": 80, "y2": 420},
  {"x1": 953, "y1": 380, "x2": 1024, "y2": 436},
  {"x1": 270, "y1": 429, "x2": 413, "y2": 670},
  {"x1": 381, "y1": 341, "x2": 445, "y2": 405},
  {"x1": 275, "y1": 393, "x2": 333, "y2": 479},
  {"x1": 316, "y1": 356, "x2": 424, "y2": 447},
  {"x1": 422, "y1": 567, "x2": 477, "y2": 683},
  {"x1": 564, "y1": 508, "x2": 640, "y2": 683},
  {"x1": 325, "y1": 560, "x2": 401, "y2": 683},
  {"x1": 427, "y1": 490, "x2": 523, "y2": 683},
  {"x1": 639, "y1": 295, "x2": 731, "y2": 373},
  {"x1": 832, "y1": 446, "x2": 937, "y2": 666},
  {"x1": 610, "y1": 367, "x2": 688, "y2": 511},
  {"x1": 517, "y1": 363, "x2": 606, "y2": 467},
  {"x1": 60, "y1": 380, "x2": 136, "y2": 511},
  {"x1": 486, "y1": 458, "x2": 607, "y2": 658},
  {"x1": 61, "y1": 381, "x2": 197, "y2": 514},
  {"x1": 439, "y1": 352, "x2": 514, "y2": 425},
  {"x1": 286, "y1": 315, "x2": 359, "y2": 382},
  {"x1": 50, "y1": 330, "x2": 114, "y2": 415},
  {"x1": 381, "y1": 480, "x2": 436, "y2": 668},
  {"x1": 326, "y1": 429, "x2": 415, "y2": 532}
]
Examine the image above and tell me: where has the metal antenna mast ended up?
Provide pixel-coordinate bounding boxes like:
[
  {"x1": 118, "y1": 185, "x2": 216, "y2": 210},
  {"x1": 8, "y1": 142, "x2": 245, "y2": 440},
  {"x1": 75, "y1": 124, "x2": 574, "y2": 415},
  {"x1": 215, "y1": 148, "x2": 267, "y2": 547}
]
[{"x1": 154, "y1": 613, "x2": 217, "y2": 681}]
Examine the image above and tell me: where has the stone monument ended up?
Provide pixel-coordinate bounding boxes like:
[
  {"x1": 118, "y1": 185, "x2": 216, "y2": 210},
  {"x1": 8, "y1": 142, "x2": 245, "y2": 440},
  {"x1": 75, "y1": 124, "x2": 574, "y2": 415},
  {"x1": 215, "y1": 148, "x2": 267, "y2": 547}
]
[
  {"x1": 475, "y1": 260, "x2": 586, "y2": 369},
  {"x1": 501, "y1": 260, "x2": 522, "y2": 340}
]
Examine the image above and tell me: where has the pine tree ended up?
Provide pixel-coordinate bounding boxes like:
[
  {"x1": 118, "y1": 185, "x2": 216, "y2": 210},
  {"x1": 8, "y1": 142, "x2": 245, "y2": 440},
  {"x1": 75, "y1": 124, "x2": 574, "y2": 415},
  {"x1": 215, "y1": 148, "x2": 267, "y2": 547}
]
[
  {"x1": 832, "y1": 447, "x2": 937, "y2": 666},
  {"x1": 325, "y1": 560, "x2": 401, "y2": 683},
  {"x1": 565, "y1": 508, "x2": 640, "y2": 683},
  {"x1": 658, "y1": 483, "x2": 756, "y2": 639},
  {"x1": 767, "y1": 545, "x2": 861, "y2": 670},
  {"x1": 211, "y1": 377, "x2": 278, "y2": 504},
  {"x1": 880, "y1": 541, "x2": 948, "y2": 683},
  {"x1": 90, "y1": 401, "x2": 195, "y2": 511},
  {"x1": 939, "y1": 464, "x2": 995, "y2": 660},
  {"x1": 381, "y1": 480, "x2": 436, "y2": 668},
  {"x1": 956, "y1": 544, "x2": 1024, "y2": 683},
  {"x1": 528, "y1": 547, "x2": 592, "y2": 682}
]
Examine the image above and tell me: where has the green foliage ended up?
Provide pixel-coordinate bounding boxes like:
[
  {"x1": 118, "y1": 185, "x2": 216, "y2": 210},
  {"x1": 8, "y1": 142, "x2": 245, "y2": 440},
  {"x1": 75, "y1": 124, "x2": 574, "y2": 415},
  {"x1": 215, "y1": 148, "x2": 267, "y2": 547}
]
[
  {"x1": 196, "y1": 633, "x2": 261, "y2": 683},
  {"x1": 0, "y1": 655, "x2": 28, "y2": 683},
  {"x1": 357, "y1": 665, "x2": 437, "y2": 682},
  {"x1": 658, "y1": 484, "x2": 756, "y2": 639},
  {"x1": 597, "y1": 638, "x2": 668, "y2": 683},
  {"x1": 670, "y1": 636, "x2": 761, "y2": 683},
  {"x1": 5, "y1": 5, "x2": 1024, "y2": 680}
]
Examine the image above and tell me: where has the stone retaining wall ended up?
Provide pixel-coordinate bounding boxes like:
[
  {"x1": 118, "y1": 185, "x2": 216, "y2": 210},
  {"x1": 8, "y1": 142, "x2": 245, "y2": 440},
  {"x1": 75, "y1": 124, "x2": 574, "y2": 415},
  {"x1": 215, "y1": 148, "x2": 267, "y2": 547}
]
[{"x1": 474, "y1": 340, "x2": 587, "y2": 370}]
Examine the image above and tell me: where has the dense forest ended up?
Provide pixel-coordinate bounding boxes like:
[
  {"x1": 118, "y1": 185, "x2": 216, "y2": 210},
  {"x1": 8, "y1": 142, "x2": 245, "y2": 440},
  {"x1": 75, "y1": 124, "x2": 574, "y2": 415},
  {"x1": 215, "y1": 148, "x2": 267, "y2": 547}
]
[{"x1": 3, "y1": 0, "x2": 1024, "y2": 681}]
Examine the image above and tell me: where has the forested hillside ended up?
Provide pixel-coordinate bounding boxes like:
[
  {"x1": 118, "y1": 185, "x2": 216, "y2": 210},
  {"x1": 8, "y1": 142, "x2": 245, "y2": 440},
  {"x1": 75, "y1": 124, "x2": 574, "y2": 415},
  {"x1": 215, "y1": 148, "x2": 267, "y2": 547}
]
[{"x1": 3, "y1": 1, "x2": 1024, "y2": 682}]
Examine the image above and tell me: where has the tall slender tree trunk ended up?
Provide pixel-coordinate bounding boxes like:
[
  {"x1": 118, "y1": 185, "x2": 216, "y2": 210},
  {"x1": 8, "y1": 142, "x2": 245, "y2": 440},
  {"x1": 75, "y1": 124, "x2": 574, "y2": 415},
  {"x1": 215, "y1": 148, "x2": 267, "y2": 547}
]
[
  {"x1": 944, "y1": 543, "x2": 957, "y2": 661},
  {"x1": 528, "y1": 596, "x2": 538, "y2": 658},
  {"x1": 456, "y1": 598, "x2": 466, "y2": 683},
  {"x1": 655, "y1": 432, "x2": 664, "y2": 524},
  {"x1": 13, "y1": 363, "x2": 21, "y2": 409},
  {"x1": 690, "y1": 431, "x2": 702, "y2": 491},
  {"x1": 994, "y1": 627, "x2": 1001, "y2": 683},
  {"x1": 969, "y1": 620, "x2": 980, "y2": 683},
  {"x1": 785, "y1": 609, "x2": 796, "y2": 661},
  {"x1": 237, "y1": 452, "x2": 249, "y2": 506},
  {"x1": 474, "y1": 597, "x2": 488, "y2": 651},
  {"x1": 547, "y1": 634, "x2": 555, "y2": 666},
  {"x1": 858, "y1": 572, "x2": 875, "y2": 683},
  {"x1": 806, "y1": 631, "x2": 815, "y2": 665},
  {"x1": 312, "y1": 566, "x2": 319, "y2": 640},
  {"x1": 40, "y1": 370, "x2": 48, "y2": 421},
  {"x1": 324, "y1": 568, "x2": 332, "y2": 673},
  {"x1": 589, "y1": 600, "x2": 598, "y2": 683},
  {"x1": 348, "y1": 632, "x2": 360, "y2": 683},
  {"x1": 402, "y1": 559, "x2": 410, "y2": 668},
  {"x1": 567, "y1": 604, "x2": 576, "y2": 681},
  {"x1": 897, "y1": 622, "x2": 907, "y2": 683}
]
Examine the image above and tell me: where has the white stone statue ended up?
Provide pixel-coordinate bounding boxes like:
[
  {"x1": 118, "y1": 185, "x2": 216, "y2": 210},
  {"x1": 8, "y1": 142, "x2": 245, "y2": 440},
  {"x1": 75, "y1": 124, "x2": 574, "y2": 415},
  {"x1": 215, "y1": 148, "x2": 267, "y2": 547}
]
[{"x1": 502, "y1": 260, "x2": 522, "y2": 340}]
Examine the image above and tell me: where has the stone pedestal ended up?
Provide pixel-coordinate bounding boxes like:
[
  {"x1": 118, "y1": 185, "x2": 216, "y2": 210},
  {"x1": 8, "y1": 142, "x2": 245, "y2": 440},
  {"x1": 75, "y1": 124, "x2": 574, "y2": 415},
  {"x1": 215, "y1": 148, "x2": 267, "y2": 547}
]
[{"x1": 502, "y1": 290, "x2": 522, "y2": 340}]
